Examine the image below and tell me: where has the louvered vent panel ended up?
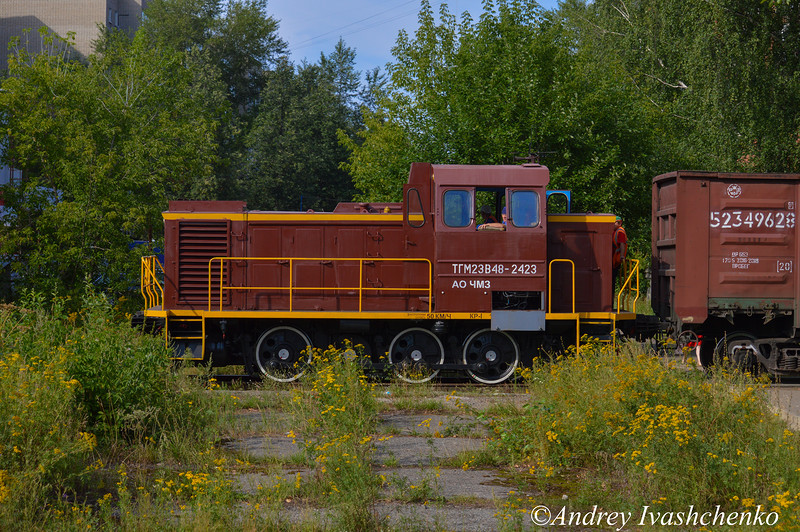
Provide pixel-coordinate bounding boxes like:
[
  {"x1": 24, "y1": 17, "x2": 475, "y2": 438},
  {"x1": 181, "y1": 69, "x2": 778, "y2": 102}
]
[{"x1": 178, "y1": 221, "x2": 229, "y2": 304}]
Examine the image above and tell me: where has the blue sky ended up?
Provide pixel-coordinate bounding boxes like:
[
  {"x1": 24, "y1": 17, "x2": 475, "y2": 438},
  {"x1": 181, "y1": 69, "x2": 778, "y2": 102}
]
[{"x1": 267, "y1": 0, "x2": 560, "y2": 74}]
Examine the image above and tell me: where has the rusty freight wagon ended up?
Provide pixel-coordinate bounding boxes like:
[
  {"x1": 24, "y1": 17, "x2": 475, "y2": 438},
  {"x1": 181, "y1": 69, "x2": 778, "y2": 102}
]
[
  {"x1": 140, "y1": 163, "x2": 640, "y2": 384},
  {"x1": 652, "y1": 170, "x2": 800, "y2": 374}
]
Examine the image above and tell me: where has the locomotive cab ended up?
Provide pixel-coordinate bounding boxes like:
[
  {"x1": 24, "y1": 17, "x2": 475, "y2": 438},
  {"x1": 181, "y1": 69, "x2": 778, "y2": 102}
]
[{"x1": 423, "y1": 164, "x2": 549, "y2": 331}]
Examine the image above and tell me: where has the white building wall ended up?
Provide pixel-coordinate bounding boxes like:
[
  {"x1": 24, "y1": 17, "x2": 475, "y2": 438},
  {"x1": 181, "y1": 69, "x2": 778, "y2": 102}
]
[{"x1": 1, "y1": 0, "x2": 147, "y2": 71}]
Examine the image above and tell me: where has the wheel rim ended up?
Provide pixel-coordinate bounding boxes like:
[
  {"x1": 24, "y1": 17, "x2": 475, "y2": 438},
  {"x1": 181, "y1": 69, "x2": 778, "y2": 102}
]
[
  {"x1": 388, "y1": 328, "x2": 445, "y2": 383},
  {"x1": 255, "y1": 326, "x2": 312, "y2": 382},
  {"x1": 714, "y1": 332, "x2": 758, "y2": 370},
  {"x1": 462, "y1": 329, "x2": 519, "y2": 384}
]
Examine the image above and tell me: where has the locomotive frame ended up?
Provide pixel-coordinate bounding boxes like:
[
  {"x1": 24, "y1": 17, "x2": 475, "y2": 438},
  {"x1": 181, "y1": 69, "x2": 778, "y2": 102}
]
[{"x1": 140, "y1": 163, "x2": 641, "y2": 384}]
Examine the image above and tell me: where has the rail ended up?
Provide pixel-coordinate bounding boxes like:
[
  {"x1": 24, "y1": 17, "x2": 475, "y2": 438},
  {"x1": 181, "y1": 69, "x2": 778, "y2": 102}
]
[
  {"x1": 141, "y1": 255, "x2": 164, "y2": 310},
  {"x1": 616, "y1": 258, "x2": 640, "y2": 313},
  {"x1": 207, "y1": 257, "x2": 433, "y2": 313},
  {"x1": 548, "y1": 259, "x2": 575, "y2": 313}
]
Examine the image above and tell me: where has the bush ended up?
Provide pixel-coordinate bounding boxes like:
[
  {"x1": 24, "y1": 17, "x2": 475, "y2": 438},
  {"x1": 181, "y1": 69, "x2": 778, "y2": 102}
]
[
  {"x1": 491, "y1": 339, "x2": 800, "y2": 525},
  {"x1": 0, "y1": 290, "x2": 218, "y2": 527},
  {"x1": 3, "y1": 290, "x2": 216, "y2": 446}
]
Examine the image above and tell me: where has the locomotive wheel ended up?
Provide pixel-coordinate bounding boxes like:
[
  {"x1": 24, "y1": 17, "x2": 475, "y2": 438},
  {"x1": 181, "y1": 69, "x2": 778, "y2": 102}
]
[
  {"x1": 388, "y1": 328, "x2": 445, "y2": 383},
  {"x1": 714, "y1": 332, "x2": 759, "y2": 372},
  {"x1": 254, "y1": 326, "x2": 313, "y2": 382},
  {"x1": 462, "y1": 329, "x2": 519, "y2": 384}
]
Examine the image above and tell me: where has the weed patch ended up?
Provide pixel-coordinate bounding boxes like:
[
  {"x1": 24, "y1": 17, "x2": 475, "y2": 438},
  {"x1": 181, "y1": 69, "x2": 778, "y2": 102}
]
[
  {"x1": 290, "y1": 343, "x2": 382, "y2": 530},
  {"x1": 489, "y1": 339, "x2": 800, "y2": 526},
  {"x1": 0, "y1": 291, "x2": 223, "y2": 528}
]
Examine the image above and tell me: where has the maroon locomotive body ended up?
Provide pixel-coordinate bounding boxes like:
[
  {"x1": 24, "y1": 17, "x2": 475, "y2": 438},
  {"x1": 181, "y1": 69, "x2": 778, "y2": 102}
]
[
  {"x1": 142, "y1": 163, "x2": 637, "y2": 383},
  {"x1": 652, "y1": 170, "x2": 800, "y2": 373}
]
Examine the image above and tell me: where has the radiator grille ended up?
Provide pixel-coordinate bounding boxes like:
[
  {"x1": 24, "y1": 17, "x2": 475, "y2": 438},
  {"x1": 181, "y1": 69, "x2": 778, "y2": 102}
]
[{"x1": 178, "y1": 221, "x2": 229, "y2": 304}]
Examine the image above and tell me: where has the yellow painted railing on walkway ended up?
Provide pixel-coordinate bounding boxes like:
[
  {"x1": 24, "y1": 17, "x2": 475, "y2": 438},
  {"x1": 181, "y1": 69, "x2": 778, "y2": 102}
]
[
  {"x1": 141, "y1": 255, "x2": 164, "y2": 310},
  {"x1": 616, "y1": 258, "x2": 640, "y2": 313},
  {"x1": 207, "y1": 257, "x2": 433, "y2": 312}
]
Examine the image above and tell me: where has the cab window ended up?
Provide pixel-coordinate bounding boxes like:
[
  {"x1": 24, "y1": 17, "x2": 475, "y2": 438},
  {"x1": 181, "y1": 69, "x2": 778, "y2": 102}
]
[
  {"x1": 511, "y1": 190, "x2": 540, "y2": 227},
  {"x1": 406, "y1": 188, "x2": 425, "y2": 228},
  {"x1": 443, "y1": 190, "x2": 472, "y2": 227}
]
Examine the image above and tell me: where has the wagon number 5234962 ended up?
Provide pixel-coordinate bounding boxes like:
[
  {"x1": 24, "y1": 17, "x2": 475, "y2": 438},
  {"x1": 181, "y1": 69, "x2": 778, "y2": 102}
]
[{"x1": 709, "y1": 211, "x2": 796, "y2": 230}]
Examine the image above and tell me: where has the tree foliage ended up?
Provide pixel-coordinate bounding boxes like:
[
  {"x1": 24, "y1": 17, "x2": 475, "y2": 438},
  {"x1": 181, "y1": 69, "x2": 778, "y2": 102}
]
[
  {"x1": 235, "y1": 41, "x2": 361, "y2": 211},
  {"x1": 0, "y1": 31, "x2": 221, "y2": 298},
  {"x1": 341, "y1": 0, "x2": 661, "y2": 245},
  {"x1": 140, "y1": 0, "x2": 286, "y2": 112},
  {"x1": 577, "y1": 0, "x2": 800, "y2": 172}
]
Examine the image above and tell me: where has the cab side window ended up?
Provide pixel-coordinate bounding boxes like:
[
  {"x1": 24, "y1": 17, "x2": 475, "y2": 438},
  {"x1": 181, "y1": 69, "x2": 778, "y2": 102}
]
[
  {"x1": 406, "y1": 188, "x2": 425, "y2": 228},
  {"x1": 510, "y1": 190, "x2": 540, "y2": 227},
  {"x1": 443, "y1": 190, "x2": 472, "y2": 227}
]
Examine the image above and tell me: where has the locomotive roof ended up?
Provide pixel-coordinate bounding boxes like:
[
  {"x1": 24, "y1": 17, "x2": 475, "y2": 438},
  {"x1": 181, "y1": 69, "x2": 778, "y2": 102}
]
[{"x1": 428, "y1": 163, "x2": 550, "y2": 187}]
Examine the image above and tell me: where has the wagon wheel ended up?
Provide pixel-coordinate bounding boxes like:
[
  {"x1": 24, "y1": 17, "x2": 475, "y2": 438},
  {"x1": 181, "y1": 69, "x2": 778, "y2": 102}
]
[
  {"x1": 462, "y1": 329, "x2": 519, "y2": 384},
  {"x1": 254, "y1": 326, "x2": 313, "y2": 382},
  {"x1": 388, "y1": 328, "x2": 445, "y2": 383},
  {"x1": 676, "y1": 330, "x2": 698, "y2": 362},
  {"x1": 714, "y1": 332, "x2": 759, "y2": 372}
]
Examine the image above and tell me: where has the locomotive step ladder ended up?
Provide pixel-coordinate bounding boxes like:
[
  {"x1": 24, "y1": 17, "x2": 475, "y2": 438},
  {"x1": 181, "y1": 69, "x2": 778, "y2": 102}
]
[
  {"x1": 165, "y1": 315, "x2": 205, "y2": 361},
  {"x1": 548, "y1": 258, "x2": 639, "y2": 352},
  {"x1": 577, "y1": 315, "x2": 618, "y2": 350}
]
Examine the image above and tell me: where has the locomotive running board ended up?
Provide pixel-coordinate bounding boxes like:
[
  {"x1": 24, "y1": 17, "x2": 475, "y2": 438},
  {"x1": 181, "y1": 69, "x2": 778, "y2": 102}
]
[
  {"x1": 144, "y1": 309, "x2": 493, "y2": 320},
  {"x1": 144, "y1": 308, "x2": 636, "y2": 322}
]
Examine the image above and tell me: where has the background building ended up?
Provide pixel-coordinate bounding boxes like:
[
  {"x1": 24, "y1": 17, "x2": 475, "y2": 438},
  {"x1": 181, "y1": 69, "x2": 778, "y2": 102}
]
[
  {"x1": 1, "y1": 1, "x2": 147, "y2": 194},
  {"x1": 0, "y1": 0, "x2": 147, "y2": 72}
]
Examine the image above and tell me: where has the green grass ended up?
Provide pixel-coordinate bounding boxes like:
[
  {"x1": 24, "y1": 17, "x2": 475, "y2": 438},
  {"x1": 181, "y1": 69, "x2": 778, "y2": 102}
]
[{"x1": 289, "y1": 343, "x2": 382, "y2": 530}]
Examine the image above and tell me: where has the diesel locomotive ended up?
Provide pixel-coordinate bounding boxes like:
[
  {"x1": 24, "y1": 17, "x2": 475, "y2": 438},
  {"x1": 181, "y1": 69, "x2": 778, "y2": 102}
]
[{"x1": 140, "y1": 162, "x2": 640, "y2": 384}]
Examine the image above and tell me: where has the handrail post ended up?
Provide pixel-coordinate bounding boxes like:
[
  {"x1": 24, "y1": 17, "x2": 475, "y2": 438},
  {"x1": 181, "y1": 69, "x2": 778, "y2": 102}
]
[
  {"x1": 219, "y1": 258, "x2": 225, "y2": 311},
  {"x1": 428, "y1": 259, "x2": 432, "y2": 312},
  {"x1": 208, "y1": 258, "x2": 213, "y2": 312},
  {"x1": 358, "y1": 259, "x2": 363, "y2": 312},
  {"x1": 289, "y1": 259, "x2": 293, "y2": 312}
]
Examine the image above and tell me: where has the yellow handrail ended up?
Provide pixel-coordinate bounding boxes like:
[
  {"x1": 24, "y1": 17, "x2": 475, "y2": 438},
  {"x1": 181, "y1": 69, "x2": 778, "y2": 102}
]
[
  {"x1": 548, "y1": 259, "x2": 576, "y2": 313},
  {"x1": 207, "y1": 257, "x2": 433, "y2": 313},
  {"x1": 616, "y1": 258, "x2": 640, "y2": 313},
  {"x1": 140, "y1": 255, "x2": 164, "y2": 310}
]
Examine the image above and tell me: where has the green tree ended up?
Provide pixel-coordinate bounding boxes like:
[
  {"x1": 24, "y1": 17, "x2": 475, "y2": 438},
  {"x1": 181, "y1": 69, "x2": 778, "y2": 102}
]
[
  {"x1": 0, "y1": 30, "x2": 221, "y2": 299},
  {"x1": 341, "y1": 0, "x2": 661, "y2": 244},
  {"x1": 236, "y1": 42, "x2": 362, "y2": 211},
  {"x1": 139, "y1": 0, "x2": 288, "y2": 201},
  {"x1": 140, "y1": 0, "x2": 286, "y2": 112},
  {"x1": 577, "y1": 0, "x2": 800, "y2": 172}
]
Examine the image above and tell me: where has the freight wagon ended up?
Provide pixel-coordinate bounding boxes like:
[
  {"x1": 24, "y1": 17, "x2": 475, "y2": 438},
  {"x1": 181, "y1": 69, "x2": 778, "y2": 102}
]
[{"x1": 652, "y1": 170, "x2": 800, "y2": 374}]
